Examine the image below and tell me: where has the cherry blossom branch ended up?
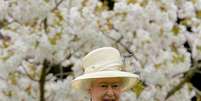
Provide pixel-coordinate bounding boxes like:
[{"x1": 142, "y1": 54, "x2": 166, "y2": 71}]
[
  {"x1": 192, "y1": 85, "x2": 201, "y2": 96},
  {"x1": 101, "y1": 32, "x2": 138, "y2": 61},
  {"x1": 43, "y1": 18, "x2": 48, "y2": 33},
  {"x1": 39, "y1": 59, "x2": 50, "y2": 101},
  {"x1": 39, "y1": 9, "x2": 49, "y2": 100},
  {"x1": 20, "y1": 66, "x2": 39, "y2": 82},
  {"x1": 165, "y1": 62, "x2": 201, "y2": 100},
  {"x1": 51, "y1": 0, "x2": 65, "y2": 12},
  {"x1": 38, "y1": 0, "x2": 66, "y2": 97}
]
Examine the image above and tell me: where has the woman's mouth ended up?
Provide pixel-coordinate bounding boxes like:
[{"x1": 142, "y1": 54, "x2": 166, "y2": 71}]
[{"x1": 103, "y1": 99, "x2": 115, "y2": 101}]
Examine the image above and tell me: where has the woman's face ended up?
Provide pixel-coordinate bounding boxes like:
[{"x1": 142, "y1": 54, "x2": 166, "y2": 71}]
[{"x1": 89, "y1": 78, "x2": 123, "y2": 101}]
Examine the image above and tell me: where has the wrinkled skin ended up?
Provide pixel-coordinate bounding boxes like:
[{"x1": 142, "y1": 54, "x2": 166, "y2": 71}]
[{"x1": 89, "y1": 78, "x2": 123, "y2": 101}]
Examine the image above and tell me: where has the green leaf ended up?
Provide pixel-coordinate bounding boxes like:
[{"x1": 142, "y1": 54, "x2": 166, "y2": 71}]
[
  {"x1": 172, "y1": 52, "x2": 185, "y2": 64},
  {"x1": 0, "y1": 51, "x2": 14, "y2": 61},
  {"x1": 196, "y1": 45, "x2": 201, "y2": 51},
  {"x1": 44, "y1": 0, "x2": 49, "y2": 3},
  {"x1": 196, "y1": 10, "x2": 201, "y2": 19},
  {"x1": 48, "y1": 32, "x2": 62, "y2": 45},
  {"x1": 132, "y1": 80, "x2": 145, "y2": 96},
  {"x1": 171, "y1": 25, "x2": 180, "y2": 36}
]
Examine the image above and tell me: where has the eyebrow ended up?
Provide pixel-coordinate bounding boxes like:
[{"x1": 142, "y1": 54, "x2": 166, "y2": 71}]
[{"x1": 98, "y1": 81, "x2": 121, "y2": 84}]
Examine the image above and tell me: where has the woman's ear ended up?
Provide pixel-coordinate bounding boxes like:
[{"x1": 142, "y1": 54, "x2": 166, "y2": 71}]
[{"x1": 88, "y1": 79, "x2": 94, "y2": 94}]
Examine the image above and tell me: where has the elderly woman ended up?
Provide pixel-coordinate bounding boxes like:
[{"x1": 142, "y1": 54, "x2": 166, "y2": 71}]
[{"x1": 72, "y1": 47, "x2": 139, "y2": 101}]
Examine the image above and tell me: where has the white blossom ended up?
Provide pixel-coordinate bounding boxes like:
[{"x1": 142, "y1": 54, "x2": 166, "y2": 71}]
[{"x1": 0, "y1": 0, "x2": 199, "y2": 100}]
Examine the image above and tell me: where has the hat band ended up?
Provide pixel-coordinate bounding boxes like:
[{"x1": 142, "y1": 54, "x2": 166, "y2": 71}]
[{"x1": 85, "y1": 63, "x2": 122, "y2": 73}]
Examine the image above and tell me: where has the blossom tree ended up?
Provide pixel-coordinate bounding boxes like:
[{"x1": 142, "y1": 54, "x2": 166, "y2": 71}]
[{"x1": 0, "y1": 0, "x2": 201, "y2": 101}]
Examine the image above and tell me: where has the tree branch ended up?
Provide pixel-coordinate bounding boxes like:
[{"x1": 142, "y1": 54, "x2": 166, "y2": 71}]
[
  {"x1": 192, "y1": 85, "x2": 201, "y2": 96},
  {"x1": 43, "y1": 18, "x2": 48, "y2": 33},
  {"x1": 39, "y1": 59, "x2": 50, "y2": 101},
  {"x1": 20, "y1": 66, "x2": 39, "y2": 82},
  {"x1": 51, "y1": 0, "x2": 65, "y2": 12},
  {"x1": 165, "y1": 62, "x2": 201, "y2": 100},
  {"x1": 102, "y1": 32, "x2": 138, "y2": 61},
  {"x1": 165, "y1": 77, "x2": 190, "y2": 99}
]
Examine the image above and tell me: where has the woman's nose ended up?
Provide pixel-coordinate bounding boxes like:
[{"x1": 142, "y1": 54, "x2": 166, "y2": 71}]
[{"x1": 106, "y1": 86, "x2": 115, "y2": 96}]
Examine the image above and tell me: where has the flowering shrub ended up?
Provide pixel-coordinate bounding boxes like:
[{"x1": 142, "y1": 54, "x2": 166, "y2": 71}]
[{"x1": 0, "y1": 0, "x2": 201, "y2": 101}]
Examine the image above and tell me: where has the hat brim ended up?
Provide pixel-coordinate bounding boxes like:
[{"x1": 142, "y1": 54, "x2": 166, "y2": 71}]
[{"x1": 72, "y1": 71, "x2": 139, "y2": 91}]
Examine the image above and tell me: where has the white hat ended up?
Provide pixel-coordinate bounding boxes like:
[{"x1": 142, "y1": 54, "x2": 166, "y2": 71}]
[{"x1": 72, "y1": 47, "x2": 139, "y2": 91}]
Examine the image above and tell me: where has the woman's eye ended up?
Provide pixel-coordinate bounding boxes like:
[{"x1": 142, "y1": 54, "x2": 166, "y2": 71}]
[
  {"x1": 100, "y1": 84, "x2": 108, "y2": 88},
  {"x1": 112, "y1": 84, "x2": 120, "y2": 88}
]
